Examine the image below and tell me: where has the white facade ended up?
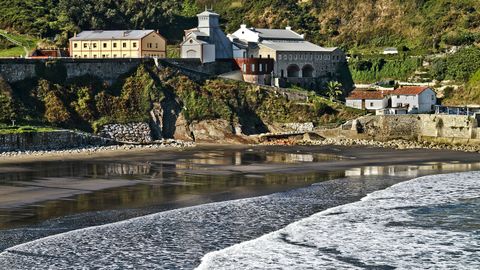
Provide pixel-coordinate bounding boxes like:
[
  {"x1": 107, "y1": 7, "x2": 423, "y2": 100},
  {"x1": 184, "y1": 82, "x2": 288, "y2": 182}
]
[
  {"x1": 391, "y1": 88, "x2": 436, "y2": 113},
  {"x1": 346, "y1": 98, "x2": 389, "y2": 110},
  {"x1": 180, "y1": 9, "x2": 232, "y2": 63}
]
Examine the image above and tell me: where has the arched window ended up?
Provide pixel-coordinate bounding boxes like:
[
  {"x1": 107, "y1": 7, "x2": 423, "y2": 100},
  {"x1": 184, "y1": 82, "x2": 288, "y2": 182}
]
[
  {"x1": 302, "y1": 65, "x2": 314, "y2": 78},
  {"x1": 287, "y1": 64, "x2": 300, "y2": 78}
]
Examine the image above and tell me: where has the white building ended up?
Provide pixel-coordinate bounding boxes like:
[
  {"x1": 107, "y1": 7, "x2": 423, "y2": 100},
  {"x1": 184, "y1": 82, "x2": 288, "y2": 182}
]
[
  {"x1": 346, "y1": 90, "x2": 389, "y2": 110},
  {"x1": 391, "y1": 86, "x2": 437, "y2": 113},
  {"x1": 228, "y1": 24, "x2": 345, "y2": 87},
  {"x1": 383, "y1": 47, "x2": 399, "y2": 55},
  {"x1": 180, "y1": 9, "x2": 232, "y2": 63}
]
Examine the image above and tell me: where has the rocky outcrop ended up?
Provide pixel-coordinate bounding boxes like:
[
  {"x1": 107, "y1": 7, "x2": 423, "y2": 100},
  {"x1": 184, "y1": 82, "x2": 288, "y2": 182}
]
[
  {"x1": 190, "y1": 119, "x2": 253, "y2": 144},
  {"x1": 173, "y1": 113, "x2": 194, "y2": 142},
  {"x1": 98, "y1": 122, "x2": 152, "y2": 143}
]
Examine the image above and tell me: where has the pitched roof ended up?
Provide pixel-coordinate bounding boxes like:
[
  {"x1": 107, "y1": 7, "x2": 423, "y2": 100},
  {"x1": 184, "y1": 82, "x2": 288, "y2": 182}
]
[
  {"x1": 259, "y1": 41, "x2": 336, "y2": 52},
  {"x1": 392, "y1": 86, "x2": 430, "y2": 95},
  {"x1": 346, "y1": 90, "x2": 388, "y2": 100},
  {"x1": 70, "y1": 30, "x2": 156, "y2": 41},
  {"x1": 251, "y1": 28, "x2": 304, "y2": 40},
  {"x1": 197, "y1": 10, "x2": 219, "y2": 17}
]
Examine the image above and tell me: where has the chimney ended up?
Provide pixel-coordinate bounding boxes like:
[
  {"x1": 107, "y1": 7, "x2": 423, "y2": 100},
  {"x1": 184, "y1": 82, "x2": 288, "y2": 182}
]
[
  {"x1": 286, "y1": 26, "x2": 292, "y2": 31},
  {"x1": 123, "y1": 31, "x2": 127, "y2": 37},
  {"x1": 241, "y1": 24, "x2": 247, "y2": 29},
  {"x1": 74, "y1": 32, "x2": 77, "y2": 37}
]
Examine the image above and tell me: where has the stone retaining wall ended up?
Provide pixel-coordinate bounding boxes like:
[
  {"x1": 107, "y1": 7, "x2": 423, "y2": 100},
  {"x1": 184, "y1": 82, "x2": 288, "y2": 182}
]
[
  {"x1": 341, "y1": 114, "x2": 480, "y2": 142},
  {"x1": 0, "y1": 58, "x2": 151, "y2": 83},
  {"x1": 98, "y1": 122, "x2": 152, "y2": 143},
  {"x1": 0, "y1": 130, "x2": 112, "y2": 152}
]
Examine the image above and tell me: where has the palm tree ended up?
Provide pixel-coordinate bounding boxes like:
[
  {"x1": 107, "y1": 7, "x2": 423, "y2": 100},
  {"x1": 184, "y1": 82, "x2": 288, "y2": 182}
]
[{"x1": 326, "y1": 81, "x2": 343, "y2": 101}]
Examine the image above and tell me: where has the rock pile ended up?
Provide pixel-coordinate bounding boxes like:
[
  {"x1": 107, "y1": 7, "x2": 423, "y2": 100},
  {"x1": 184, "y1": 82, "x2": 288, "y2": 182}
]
[{"x1": 98, "y1": 122, "x2": 153, "y2": 143}]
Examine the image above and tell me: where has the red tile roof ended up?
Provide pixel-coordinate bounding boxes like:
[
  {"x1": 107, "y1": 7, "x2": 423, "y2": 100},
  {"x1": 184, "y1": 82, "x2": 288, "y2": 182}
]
[
  {"x1": 346, "y1": 90, "x2": 388, "y2": 100},
  {"x1": 392, "y1": 86, "x2": 430, "y2": 95}
]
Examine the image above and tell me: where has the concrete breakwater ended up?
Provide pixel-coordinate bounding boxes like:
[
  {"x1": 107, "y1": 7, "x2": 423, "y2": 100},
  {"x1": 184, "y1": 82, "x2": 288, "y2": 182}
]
[{"x1": 0, "y1": 130, "x2": 113, "y2": 152}]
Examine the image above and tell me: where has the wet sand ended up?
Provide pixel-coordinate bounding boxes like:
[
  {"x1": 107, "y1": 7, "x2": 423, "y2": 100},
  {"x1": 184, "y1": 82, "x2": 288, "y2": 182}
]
[{"x1": 1, "y1": 144, "x2": 480, "y2": 211}]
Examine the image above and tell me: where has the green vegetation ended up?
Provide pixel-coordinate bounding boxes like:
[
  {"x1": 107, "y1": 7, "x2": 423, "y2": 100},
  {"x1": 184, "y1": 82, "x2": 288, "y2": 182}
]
[
  {"x1": 0, "y1": 30, "x2": 39, "y2": 57},
  {"x1": 2, "y1": 63, "x2": 362, "y2": 134},
  {"x1": 0, "y1": 125, "x2": 57, "y2": 135},
  {"x1": 349, "y1": 55, "x2": 422, "y2": 83},
  {"x1": 430, "y1": 47, "x2": 480, "y2": 82},
  {"x1": 0, "y1": 0, "x2": 479, "y2": 51},
  {"x1": 443, "y1": 69, "x2": 480, "y2": 105}
]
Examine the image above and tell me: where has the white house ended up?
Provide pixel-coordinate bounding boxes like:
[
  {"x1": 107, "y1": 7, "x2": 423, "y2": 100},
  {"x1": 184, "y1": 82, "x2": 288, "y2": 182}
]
[
  {"x1": 390, "y1": 86, "x2": 437, "y2": 113},
  {"x1": 180, "y1": 9, "x2": 232, "y2": 63},
  {"x1": 346, "y1": 90, "x2": 389, "y2": 110}
]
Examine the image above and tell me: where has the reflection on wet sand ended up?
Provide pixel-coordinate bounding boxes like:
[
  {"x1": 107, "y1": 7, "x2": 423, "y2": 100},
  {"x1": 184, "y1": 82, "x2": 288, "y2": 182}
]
[
  {"x1": 1, "y1": 145, "x2": 480, "y2": 231},
  {"x1": 345, "y1": 162, "x2": 480, "y2": 177}
]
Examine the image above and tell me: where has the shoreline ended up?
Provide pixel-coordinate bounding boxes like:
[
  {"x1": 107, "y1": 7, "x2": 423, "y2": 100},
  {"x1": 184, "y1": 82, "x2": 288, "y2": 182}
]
[
  {"x1": 2, "y1": 135, "x2": 480, "y2": 165},
  {"x1": 0, "y1": 140, "x2": 196, "y2": 164}
]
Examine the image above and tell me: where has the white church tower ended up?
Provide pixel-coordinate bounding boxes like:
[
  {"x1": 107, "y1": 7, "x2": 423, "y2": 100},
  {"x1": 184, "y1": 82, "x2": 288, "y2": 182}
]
[{"x1": 180, "y1": 9, "x2": 232, "y2": 63}]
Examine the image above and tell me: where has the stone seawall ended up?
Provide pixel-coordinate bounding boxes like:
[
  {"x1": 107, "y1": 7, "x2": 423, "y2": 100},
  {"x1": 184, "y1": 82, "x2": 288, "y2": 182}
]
[
  {"x1": 0, "y1": 130, "x2": 113, "y2": 152},
  {"x1": 339, "y1": 114, "x2": 480, "y2": 144},
  {"x1": 0, "y1": 58, "x2": 152, "y2": 83},
  {"x1": 98, "y1": 122, "x2": 153, "y2": 144}
]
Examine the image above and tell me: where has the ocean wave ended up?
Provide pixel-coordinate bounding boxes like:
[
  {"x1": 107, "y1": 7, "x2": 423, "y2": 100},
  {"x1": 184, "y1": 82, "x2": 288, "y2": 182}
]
[
  {"x1": 197, "y1": 171, "x2": 480, "y2": 269},
  {"x1": 0, "y1": 175, "x2": 405, "y2": 269}
]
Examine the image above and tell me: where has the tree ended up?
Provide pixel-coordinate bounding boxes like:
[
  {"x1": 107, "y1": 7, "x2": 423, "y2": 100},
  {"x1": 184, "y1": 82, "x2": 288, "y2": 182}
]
[{"x1": 326, "y1": 81, "x2": 343, "y2": 101}]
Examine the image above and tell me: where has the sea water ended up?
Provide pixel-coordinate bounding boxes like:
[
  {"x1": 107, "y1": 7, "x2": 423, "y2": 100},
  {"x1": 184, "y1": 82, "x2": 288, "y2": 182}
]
[
  {"x1": 197, "y1": 171, "x2": 480, "y2": 269},
  {"x1": 0, "y1": 172, "x2": 479, "y2": 269}
]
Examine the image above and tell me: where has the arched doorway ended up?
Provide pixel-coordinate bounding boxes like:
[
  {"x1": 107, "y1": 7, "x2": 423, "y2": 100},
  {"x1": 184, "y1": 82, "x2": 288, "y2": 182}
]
[
  {"x1": 186, "y1": 50, "x2": 197, "y2": 58},
  {"x1": 287, "y1": 64, "x2": 300, "y2": 78},
  {"x1": 302, "y1": 64, "x2": 314, "y2": 78}
]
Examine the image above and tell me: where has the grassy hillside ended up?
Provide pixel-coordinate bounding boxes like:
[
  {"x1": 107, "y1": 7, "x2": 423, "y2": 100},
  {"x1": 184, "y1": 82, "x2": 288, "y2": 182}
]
[
  {"x1": 0, "y1": 0, "x2": 478, "y2": 51},
  {"x1": 0, "y1": 30, "x2": 39, "y2": 57}
]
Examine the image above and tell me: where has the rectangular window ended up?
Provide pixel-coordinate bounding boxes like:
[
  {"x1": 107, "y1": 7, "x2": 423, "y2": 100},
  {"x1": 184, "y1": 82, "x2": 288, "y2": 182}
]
[
  {"x1": 113, "y1": 54, "x2": 117, "y2": 58},
  {"x1": 133, "y1": 42, "x2": 137, "y2": 48},
  {"x1": 93, "y1": 54, "x2": 97, "y2": 58},
  {"x1": 370, "y1": 102, "x2": 374, "y2": 107},
  {"x1": 113, "y1": 43, "x2": 117, "y2": 48},
  {"x1": 123, "y1": 43, "x2": 127, "y2": 48},
  {"x1": 251, "y1": 64, "x2": 255, "y2": 72},
  {"x1": 74, "y1": 43, "x2": 78, "y2": 48},
  {"x1": 93, "y1": 43, "x2": 97, "y2": 48},
  {"x1": 242, "y1": 64, "x2": 247, "y2": 72},
  {"x1": 155, "y1": 43, "x2": 158, "y2": 48},
  {"x1": 84, "y1": 55, "x2": 87, "y2": 58},
  {"x1": 83, "y1": 43, "x2": 87, "y2": 48},
  {"x1": 259, "y1": 64, "x2": 263, "y2": 72},
  {"x1": 123, "y1": 54, "x2": 127, "y2": 58},
  {"x1": 102, "y1": 54, "x2": 106, "y2": 58}
]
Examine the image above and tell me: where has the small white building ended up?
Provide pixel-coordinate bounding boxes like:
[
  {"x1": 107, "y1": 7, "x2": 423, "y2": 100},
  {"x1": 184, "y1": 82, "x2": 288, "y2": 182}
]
[
  {"x1": 383, "y1": 47, "x2": 399, "y2": 55},
  {"x1": 391, "y1": 86, "x2": 437, "y2": 113},
  {"x1": 346, "y1": 90, "x2": 389, "y2": 110}
]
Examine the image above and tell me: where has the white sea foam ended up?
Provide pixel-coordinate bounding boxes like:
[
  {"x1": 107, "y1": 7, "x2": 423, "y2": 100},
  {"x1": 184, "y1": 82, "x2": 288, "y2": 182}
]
[{"x1": 197, "y1": 172, "x2": 480, "y2": 269}]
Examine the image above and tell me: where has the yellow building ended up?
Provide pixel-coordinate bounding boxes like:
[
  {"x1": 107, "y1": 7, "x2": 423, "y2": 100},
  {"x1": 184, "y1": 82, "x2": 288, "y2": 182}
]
[{"x1": 69, "y1": 30, "x2": 167, "y2": 59}]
